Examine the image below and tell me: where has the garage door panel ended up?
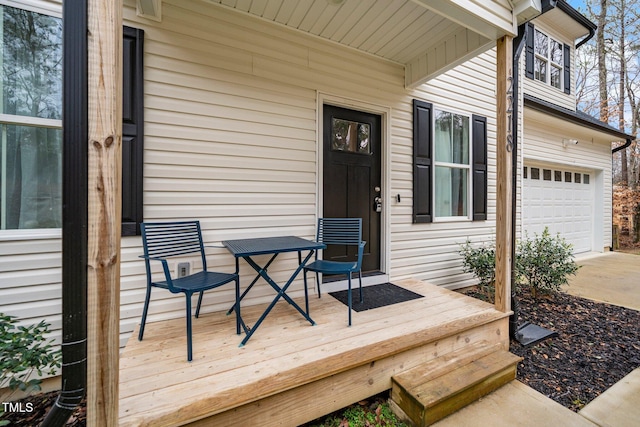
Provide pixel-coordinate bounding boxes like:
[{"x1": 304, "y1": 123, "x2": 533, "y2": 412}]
[{"x1": 523, "y1": 165, "x2": 593, "y2": 254}]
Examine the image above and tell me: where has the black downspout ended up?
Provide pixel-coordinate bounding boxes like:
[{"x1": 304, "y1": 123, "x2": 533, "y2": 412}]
[
  {"x1": 41, "y1": 1, "x2": 88, "y2": 426},
  {"x1": 612, "y1": 138, "x2": 632, "y2": 153},
  {"x1": 509, "y1": 24, "x2": 528, "y2": 338}
]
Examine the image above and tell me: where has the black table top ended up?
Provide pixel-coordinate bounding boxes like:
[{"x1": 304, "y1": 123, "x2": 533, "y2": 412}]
[{"x1": 222, "y1": 235, "x2": 325, "y2": 257}]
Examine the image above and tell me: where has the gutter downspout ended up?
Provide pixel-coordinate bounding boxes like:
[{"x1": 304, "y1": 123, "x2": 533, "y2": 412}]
[
  {"x1": 509, "y1": 22, "x2": 527, "y2": 338},
  {"x1": 556, "y1": 0, "x2": 597, "y2": 48},
  {"x1": 509, "y1": 0, "x2": 557, "y2": 338},
  {"x1": 612, "y1": 139, "x2": 632, "y2": 153},
  {"x1": 576, "y1": 27, "x2": 596, "y2": 49},
  {"x1": 41, "y1": 2, "x2": 88, "y2": 425}
]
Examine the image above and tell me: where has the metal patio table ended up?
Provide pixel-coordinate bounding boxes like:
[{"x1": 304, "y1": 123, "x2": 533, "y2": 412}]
[{"x1": 222, "y1": 235, "x2": 326, "y2": 346}]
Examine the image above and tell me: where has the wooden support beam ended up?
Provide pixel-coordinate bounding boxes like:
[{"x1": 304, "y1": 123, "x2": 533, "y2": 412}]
[
  {"x1": 494, "y1": 35, "x2": 513, "y2": 313},
  {"x1": 86, "y1": 1, "x2": 123, "y2": 426}
]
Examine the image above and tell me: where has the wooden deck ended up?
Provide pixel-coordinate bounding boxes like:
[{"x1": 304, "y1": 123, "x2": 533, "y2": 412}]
[{"x1": 119, "y1": 279, "x2": 510, "y2": 426}]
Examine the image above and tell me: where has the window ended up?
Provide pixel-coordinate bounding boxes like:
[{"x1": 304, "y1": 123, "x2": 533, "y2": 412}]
[
  {"x1": 531, "y1": 168, "x2": 540, "y2": 180},
  {"x1": 534, "y1": 29, "x2": 563, "y2": 89},
  {"x1": 331, "y1": 118, "x2": 371, "y2": 154},
  {"x1": 525, "y1": 23, "x2": 571, "y2": 95},
  {"x1": 1, "y1": 4, "x2": 144, "y2": 234},
  {"x1": 434, "y1": 110, "x2": 470, "y2": 218},
  {"x1": 1, "y1": 5, "x2": 63, "y2": 230},
  {"x1": 412, "y1": 100, "x2": 487, "y2": 223}
]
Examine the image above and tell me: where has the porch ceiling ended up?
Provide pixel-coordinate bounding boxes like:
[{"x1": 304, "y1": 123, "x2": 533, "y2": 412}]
[{"x1": 202, "y1": 0, "x2": 521, "y2": 88}]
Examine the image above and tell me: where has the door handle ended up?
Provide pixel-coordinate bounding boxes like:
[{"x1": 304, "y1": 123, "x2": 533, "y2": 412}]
[{"x1": 373, "y1": 196, "x2": 382, "y2": 213}]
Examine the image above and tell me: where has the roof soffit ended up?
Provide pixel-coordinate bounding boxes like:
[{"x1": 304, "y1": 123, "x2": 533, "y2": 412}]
[{"x1": 204, "y1": 0, "x2": 520, "y2": 87}]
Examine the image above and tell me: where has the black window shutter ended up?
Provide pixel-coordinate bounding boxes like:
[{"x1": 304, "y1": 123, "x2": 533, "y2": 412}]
[
  {"x1": 525, "y1": 23, "x2": 535, "y2": 80},
  {"x1": 413, "y1": 100, "x2": 433, "y2": 223},
  {"x1": 122, "y1": 26, "x2": 144, "y2": 236},
  {"x1": 563, "y1": 43, "x2": 571, "y2": 94},
  {"x1": 472, "y1": 115, "x2": 487, "y2": 221}
]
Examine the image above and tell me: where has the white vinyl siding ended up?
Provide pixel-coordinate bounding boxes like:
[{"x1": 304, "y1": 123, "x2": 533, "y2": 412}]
[
  {"x1": 5, "y1": 0, "x2": 501, "y2": 349},
  {"x1": 0, "y1": 233, "x2": 62, "y2": 344},
  {"x1": 126, "y1": 0, "x2": 500, "y2": 336},
  {"x1": 522, "y1": 21, "x2": 575, "y2": 111}
]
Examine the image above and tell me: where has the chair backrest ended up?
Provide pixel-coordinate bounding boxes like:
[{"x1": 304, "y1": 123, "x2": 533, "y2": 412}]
[
  {"x1": 140, "y1": 221, "x2": 207, "y2": 270},
  {"x1": 316, "y1": 218, "x2": 362, "y2": 246}
]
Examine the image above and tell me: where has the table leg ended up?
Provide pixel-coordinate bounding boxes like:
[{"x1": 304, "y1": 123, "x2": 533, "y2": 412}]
[
  {"x1": 239, "y1": 251, "x2": 316, "y2": 346},
  {"x1": 226, "y1": 253, "x2": 278, "y2": 315}
]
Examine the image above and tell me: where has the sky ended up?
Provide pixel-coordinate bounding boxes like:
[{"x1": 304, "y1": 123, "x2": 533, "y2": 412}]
[{"x1": 566, "y1": 0, "x2": 587, "y2": 13}]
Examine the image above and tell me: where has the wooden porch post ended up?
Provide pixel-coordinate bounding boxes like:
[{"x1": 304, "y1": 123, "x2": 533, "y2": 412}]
[
  {"x1": 86, "y1": 1, "x2": 123, "y2": 426},
  {"x1": 495, "y1": 35, "x2": 513, "y2": 313}
]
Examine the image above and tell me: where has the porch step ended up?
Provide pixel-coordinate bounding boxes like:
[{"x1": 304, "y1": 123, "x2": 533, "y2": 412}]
[{"x1": 391, "y1": 346, "x2": 522, "y2": 426}]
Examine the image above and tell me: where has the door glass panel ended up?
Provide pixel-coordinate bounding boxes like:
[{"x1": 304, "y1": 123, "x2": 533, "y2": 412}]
[{"x1": 331, "y1": 118, "x2": 370, "y2": 154}]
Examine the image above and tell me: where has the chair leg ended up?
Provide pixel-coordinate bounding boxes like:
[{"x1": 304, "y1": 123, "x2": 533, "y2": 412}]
[
  {"x1": 185, "y1": 292, "x2": 193, "y2": 362},
  {"x1": 303, "y1": 270, "x2": 310, "y2": 315},
  {"x1": 347, "y1": 273, "x2": 352, "y2": 326},
  {"x1": 316, "y1": 272, "x2": 321, "y2": 298},
  {"x1": 358, "y1": 270, "x2": 363, "y2": 303},
  {"x1": 138, "y1": 285, "x2": 152, "y2": 341},
  {"x1": 195, "y1": 291, "x2": 204, "y2": 318},
  {"x1": 234, "y1": 277, "x2": 241, "y2": 335}
]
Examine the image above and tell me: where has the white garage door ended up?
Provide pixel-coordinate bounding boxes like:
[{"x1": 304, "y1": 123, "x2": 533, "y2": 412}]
[{"x1": 523, "y1": 165, "x2": 593, "y2": 253}]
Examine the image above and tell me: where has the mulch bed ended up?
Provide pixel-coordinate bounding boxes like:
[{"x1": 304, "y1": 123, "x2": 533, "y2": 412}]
[
  {"x1": 463, "y1": 287, "x2": 640, "y2": 412},
  {"x1": 3, "y1": 289, "x2": 639, "y2": 425},
  {"x1": 510, "y1": 288, "x2": 640, "y2": 412},
  {"x1": 1, "y1": 392, "x2": 85, "y2": 426}
]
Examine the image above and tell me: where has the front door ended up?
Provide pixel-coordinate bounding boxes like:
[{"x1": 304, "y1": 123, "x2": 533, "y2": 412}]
[{"x1": 323, "y1": 105, "x2": 381, "y2": 274}]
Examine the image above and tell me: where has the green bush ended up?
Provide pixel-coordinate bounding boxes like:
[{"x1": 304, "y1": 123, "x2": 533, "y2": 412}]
[
  {"x1": 458, "y1": 239, "x2": 496, "y2": 301},
  {"x1": 459, "y1": 229, "x2": 579, "y2": 301},
  {"x1": 0, "y1": 313, "x2": 61, "y2": 395},
  {"x1": 516, "y1": 227, "x2": 579, "y2": 299}
]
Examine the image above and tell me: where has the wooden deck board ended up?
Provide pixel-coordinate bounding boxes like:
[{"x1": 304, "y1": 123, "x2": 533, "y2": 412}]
[{"x1": 119, "y1": 279, "x2": 509, "y2": 426}]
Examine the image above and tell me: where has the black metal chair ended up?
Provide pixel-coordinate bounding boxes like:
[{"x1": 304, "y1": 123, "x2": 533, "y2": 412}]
[
  {"x1": 139, "y1": 220, "x2": 238, "y2": 361},
  {"x1": 303, "y1": 218, "x2": 366, "y2": 326}
]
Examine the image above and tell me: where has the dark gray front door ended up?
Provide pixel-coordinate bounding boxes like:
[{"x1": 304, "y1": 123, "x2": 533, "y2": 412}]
[{"x1": 323, "y1": 105, "x2": 381, "y2": 274}]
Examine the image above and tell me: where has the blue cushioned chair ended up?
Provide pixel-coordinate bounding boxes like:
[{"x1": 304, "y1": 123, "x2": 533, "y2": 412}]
[
  {"x1": 139, "y1": 220, "x2": 238, "y2": 361},
  {"x1": 303, "y1": 218, "x2": 366, "y2": 326}
]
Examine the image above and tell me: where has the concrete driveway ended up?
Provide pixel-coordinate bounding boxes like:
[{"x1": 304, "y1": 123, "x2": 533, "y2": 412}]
[
  {"x1": 567, "y1": 251, "x2": 640, "y2": 311},
  {"x1": 433, "y1": 251, "x2": 640, "y2": 427}
]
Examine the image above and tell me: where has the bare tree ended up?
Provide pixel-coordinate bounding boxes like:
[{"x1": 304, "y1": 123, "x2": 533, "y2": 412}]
[
  {"x1": 579, "y1": 0, "x2": 640, "y2": 187},
  {"x1": 597, "y1": 0, "x2": 610, "y2": 122}
]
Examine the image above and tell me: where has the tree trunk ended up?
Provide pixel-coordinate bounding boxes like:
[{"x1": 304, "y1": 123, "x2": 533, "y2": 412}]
[
  {"x1": 618, "y1": 0, "x2": 628, "y2": 185},
  {"x1": 598, "y1": 0, "x2": 609, "y2": 122}
]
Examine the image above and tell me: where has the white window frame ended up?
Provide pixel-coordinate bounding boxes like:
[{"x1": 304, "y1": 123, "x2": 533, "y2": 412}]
[
  {"x1": 0, "y1": 2, "x2": 63, "y2": 235},
  {"x1": 432, "y1": 107, "x2": 472, "y2": 222},
  {"x1": 534, "y1": 28, "x2": 564, "y2": 91}
]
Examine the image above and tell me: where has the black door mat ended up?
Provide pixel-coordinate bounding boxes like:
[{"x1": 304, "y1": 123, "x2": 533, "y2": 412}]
[{"x1": 329, "y1": 282, "x2": 423, "y2": 312}]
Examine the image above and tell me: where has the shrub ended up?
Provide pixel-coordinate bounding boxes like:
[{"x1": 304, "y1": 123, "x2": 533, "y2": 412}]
[
  {"x1": 458, "y1": 239, "x2": 496, "y2": 301},
  {"x1": 0, "y1": 313, "x2": 61, "y2": 395},
  {"x1": 516, "y1": 227, "x2": 579, "y2": 299}
]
